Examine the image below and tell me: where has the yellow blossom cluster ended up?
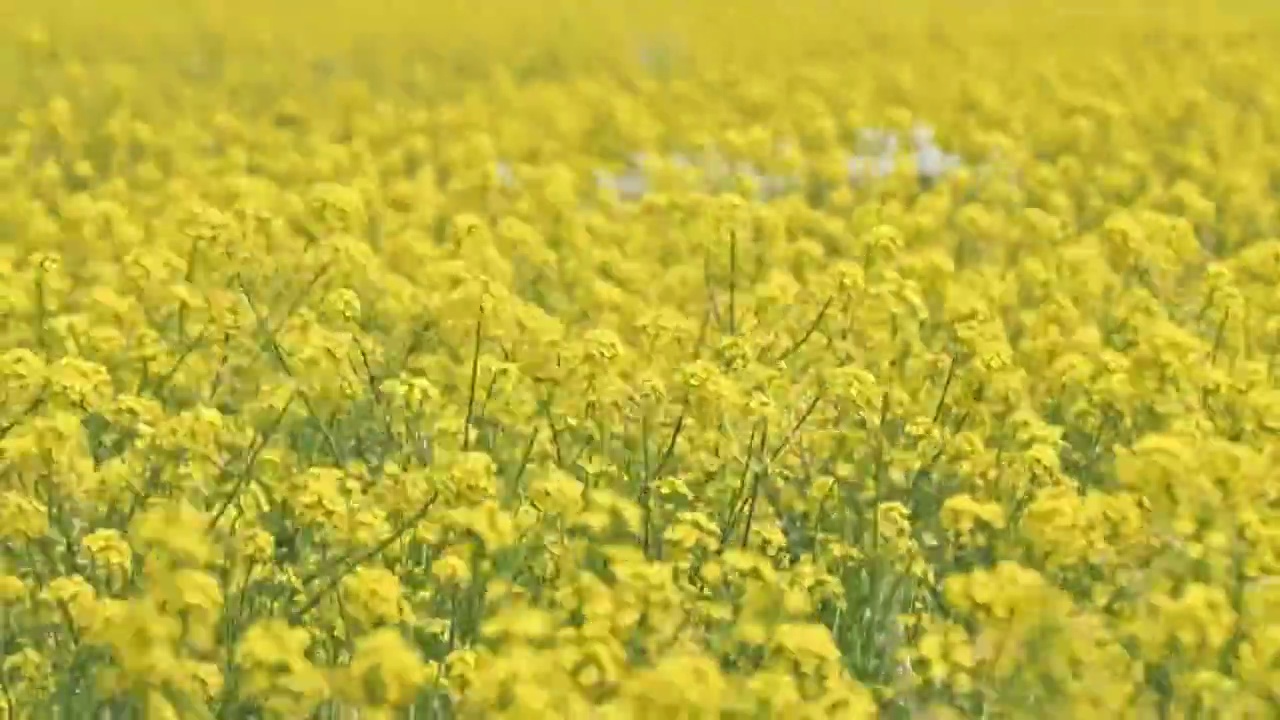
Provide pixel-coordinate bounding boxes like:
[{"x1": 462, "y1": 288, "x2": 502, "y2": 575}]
[{"x1": 1, "y1": 0, "x2": 1280, "y2": 717}]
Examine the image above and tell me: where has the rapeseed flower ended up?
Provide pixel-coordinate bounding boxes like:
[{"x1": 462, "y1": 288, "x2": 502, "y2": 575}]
[{"x1": 1, "y1": 0, "x2": 1280, "y2": 716}]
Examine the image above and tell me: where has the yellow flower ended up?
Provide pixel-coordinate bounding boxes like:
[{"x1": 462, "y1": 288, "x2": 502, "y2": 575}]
[
  {"x1": 0, "y1": 576, "x2": 28, "y2": 604},
  {"x1": 335, "y1": 628, "x2": 431, "y2": 709},
  {"x1": 42, "y1": 575, "x2": 100, "y2": 632},
  {"x1": 0, "y1": 492, "x2": 48, "y2": 542},
  {"x1": 621, "y1": 649, "x2": 727, "y2": 717},
  {"x1": 4, "y1": 2, "x2": 1280, "y2": 716},
  {"x1": 939, "y1": 493, "x2": 1007, "y2": 539},
  {"x1": 432, "y1": 548, "x2": 473, "y2": 588},
  {"x1": 129, "y1": 498, "x2": 219, "y2": 568},
  {"x1": 340, "y1": 566, "x2": 409, "y2": 628},
  {"x1": 770, "y1": 622, "x2": 842, "y2": 674},
  {"x1": 235, "y1": 619, "x2": 330, "y2": 717},
  {"x1": 529, "y1": 466, "x2": 586, "y2": 517},
  {"x1": 82, "y1": 528, "x2": 133, "y2": 573},
  {"x1": 482, "y1": 603, "x2": 557, "y2": 645}
]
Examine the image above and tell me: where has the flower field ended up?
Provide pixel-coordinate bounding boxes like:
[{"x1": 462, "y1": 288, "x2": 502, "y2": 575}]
[{"x1": 4, "y1": 0, "x2": 1280, "y2": 717}]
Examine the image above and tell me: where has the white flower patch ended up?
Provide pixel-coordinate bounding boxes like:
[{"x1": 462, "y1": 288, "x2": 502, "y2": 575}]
[
  {"x1": 850, "y1": 124, "x2": 964, "y2": 183},
  {"x1": 497, "y1": 123, "x2": 966, "y2": 203}
]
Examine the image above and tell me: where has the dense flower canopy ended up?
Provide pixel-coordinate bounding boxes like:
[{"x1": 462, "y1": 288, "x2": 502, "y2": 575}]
[{"x1": 2, "y1": 0, "x2": 1280, "y2": 717}]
